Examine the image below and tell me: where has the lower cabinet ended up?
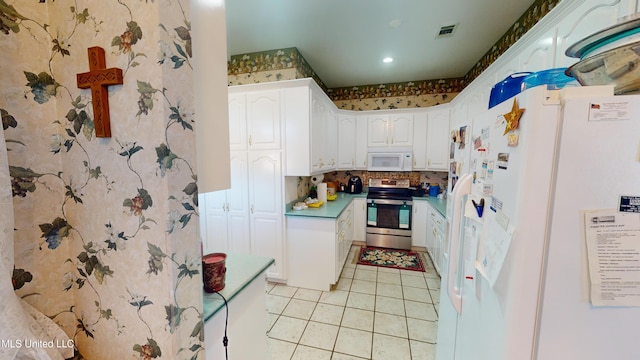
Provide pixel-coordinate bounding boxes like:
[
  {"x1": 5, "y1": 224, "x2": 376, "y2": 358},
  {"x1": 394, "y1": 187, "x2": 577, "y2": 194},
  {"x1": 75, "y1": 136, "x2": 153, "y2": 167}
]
[
  {"x1": 411, "y1": 201, "x2": 429, "y2": 248},
  {"x1": 427, "y1": 204, "x2": 446, "y2": 275},
  {"x1": 352, "y1": 197, "x2": 366, "y2": 242},
  {"x1": 287, "y1": 203, "x2": 353, "y2": 291}
]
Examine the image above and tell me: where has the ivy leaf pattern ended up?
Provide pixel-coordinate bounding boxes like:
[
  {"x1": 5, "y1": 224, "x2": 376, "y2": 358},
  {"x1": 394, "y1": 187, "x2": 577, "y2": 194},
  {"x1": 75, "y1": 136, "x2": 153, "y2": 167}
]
[
  {"x1": 39, "y1": 217, "x2": 71, "y2": 249},
  {"x1": 12, "y1": 268, "x2": 33, "y2": 290},
  {"x1": 1, "y1": 108, "x2": 17, "y2": 129},
  {"x1": 0, "y1": 0, "x2": 26, "y2": 35},
  {"x1": 23, "y1": 71, "x2": 59, "y2": 104},
  {"x1": 155, "y1": 144, "x2": 177, "y2": 175},
  {"x1": 123, "y1": 188, "x2": 153, "y2": 216},
  {"x1": 133, "y1": 338, "x2": 161, "y2": 359}
]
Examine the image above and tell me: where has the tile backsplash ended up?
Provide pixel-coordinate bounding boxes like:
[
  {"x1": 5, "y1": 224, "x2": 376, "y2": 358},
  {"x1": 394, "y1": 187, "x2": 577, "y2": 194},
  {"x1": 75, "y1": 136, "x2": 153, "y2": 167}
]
[{"x1": 291, "y1": 170, "x2": 448, "y2": 199}]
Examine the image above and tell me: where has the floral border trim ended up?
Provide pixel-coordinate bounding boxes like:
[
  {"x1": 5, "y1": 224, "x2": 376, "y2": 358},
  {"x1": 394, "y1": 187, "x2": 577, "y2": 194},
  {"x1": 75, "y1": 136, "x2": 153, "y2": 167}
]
[{"x1": 227, "y1": 0, "x2": 561, "y2": 101}]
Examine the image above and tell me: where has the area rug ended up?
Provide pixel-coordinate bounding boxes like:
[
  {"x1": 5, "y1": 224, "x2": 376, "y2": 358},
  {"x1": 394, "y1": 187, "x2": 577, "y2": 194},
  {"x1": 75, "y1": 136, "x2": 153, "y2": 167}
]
[{"x1": 356, "y1": 247, "x2": 425, "y2": 272}]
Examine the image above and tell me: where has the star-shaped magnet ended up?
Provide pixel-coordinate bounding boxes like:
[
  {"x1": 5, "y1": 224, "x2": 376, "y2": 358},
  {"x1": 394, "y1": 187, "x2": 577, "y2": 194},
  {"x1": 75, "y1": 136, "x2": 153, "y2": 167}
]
[{"x1": 503, "y1": 98, "x2": 525, "y2": 135}]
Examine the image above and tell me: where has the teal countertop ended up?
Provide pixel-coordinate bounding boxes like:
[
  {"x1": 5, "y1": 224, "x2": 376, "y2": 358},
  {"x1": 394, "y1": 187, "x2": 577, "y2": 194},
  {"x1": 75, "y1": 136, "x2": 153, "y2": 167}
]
[
  {"x1": 203, "y1": 253, "x2": 274, "y2": 322},
  {"x1": 284, "y1": 192, "x2": 367, "y2": 218},
  {"x1": 413, "y1": 196, "x2": 447, "y2": 217}
]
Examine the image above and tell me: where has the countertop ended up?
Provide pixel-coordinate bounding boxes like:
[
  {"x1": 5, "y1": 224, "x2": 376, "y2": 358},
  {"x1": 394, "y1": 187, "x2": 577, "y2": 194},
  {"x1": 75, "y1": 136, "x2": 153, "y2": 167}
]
[
  {"x1": 284, "y1": 192, "x2": 367, "y2": 218},
  {"x1": 203, "y1": 253, "x2": 274, "y2": 322},
  {"x1": 413, "y1": 196, "x2": 447, "y2": 217}
]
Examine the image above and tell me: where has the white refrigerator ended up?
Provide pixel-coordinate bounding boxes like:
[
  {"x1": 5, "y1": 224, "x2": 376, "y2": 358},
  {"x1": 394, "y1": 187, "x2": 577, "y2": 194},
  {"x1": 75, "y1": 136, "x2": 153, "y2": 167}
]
[{"x1": 437, "y1": 85, "x2": 640, "y2": 360}]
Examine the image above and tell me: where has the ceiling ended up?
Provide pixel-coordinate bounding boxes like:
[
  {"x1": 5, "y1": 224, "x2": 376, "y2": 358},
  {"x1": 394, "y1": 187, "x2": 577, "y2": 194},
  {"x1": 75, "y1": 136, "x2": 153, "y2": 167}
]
[{"x1": 225, "y1": 0, "x2": 537, "y2": 89}]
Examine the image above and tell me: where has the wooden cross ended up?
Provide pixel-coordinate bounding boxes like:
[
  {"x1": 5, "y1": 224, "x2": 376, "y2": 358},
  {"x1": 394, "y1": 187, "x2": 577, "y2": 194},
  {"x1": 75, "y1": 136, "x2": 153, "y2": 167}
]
[{"x1": 76, "y1": 47, "x2": 123, "y2": 138}]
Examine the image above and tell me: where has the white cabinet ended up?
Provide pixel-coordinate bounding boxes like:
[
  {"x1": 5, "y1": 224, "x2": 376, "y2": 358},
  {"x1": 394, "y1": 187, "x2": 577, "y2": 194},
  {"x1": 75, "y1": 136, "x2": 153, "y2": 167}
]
[
  {"x1": 426, "y1": 204, "x2": 446, "y2": 275},
  {"x1": 248, "y1": 151, "x2": 285, "y2": 280},
  {"x1": 355, "y1": 115, "x2": 369, "y2": 169},
  {"x1": 284, "y1": 80, "x2": 338, "y2": 176},
  {"x1": 367, "y1": 113, "x2": 414, "y2": 147},
  {"x1": 287, "y1": 201, "x2": 355, "y2": 291},
  {"x1": 200, "y1": 152, "x2": 251, "y2": 255},
  {"x1": 228, "y1": 90, "x2": 281, "y2": 151},
  {"x1": 337, "y1": 114, "x2": 357, "y2": 169},
  {"x1": 425, "y1": 108, "x2": 450, "y2": 171},
  {"x1": 412, "y1": 108, "x2": 449, "y2": 171},
  {"x1": 352, "y1": 197, "x2": 366, "y2": 241},
  {"x1": 411, "y1": 200, "x2": 429, "y2": 248},
  {"x1": 412, "y1": 112, "x2": 428, "y2": 169}
]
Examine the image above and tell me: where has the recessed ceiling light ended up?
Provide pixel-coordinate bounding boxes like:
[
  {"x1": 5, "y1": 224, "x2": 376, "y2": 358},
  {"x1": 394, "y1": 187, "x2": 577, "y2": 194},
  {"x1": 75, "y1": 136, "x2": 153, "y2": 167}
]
[
  {"x1": 389, "y1": 19, "x2": 402, "y2": 28},
  {"x1": 383, "y1": 57, "x2": 394, "y2": 63}
]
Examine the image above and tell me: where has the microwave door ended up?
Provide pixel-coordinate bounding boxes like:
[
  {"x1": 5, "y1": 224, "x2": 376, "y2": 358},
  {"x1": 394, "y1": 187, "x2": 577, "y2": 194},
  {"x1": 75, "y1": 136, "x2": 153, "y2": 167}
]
[{"x1": 369, "y1": 153, "x2": 402, "y2": 171}]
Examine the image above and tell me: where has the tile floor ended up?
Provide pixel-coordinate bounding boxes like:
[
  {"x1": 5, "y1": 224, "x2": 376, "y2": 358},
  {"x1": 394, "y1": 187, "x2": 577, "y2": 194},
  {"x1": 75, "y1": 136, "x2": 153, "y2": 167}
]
[{"x1": 266, "y1": 246, "x2": 440, "y2": 360}]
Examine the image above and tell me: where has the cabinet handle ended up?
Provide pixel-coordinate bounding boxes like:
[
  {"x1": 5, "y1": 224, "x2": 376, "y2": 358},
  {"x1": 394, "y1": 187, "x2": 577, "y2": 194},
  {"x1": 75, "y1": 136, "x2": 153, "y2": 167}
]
[
  {"x1": 250, "y1": 205, "x2": 254, "y2": 214},
  {"x1": 248, "y1": 135, "x2": 253, "y2": 146},
  {"x1": 352, "y1": 159, "x2": 355, "y2": 166}
]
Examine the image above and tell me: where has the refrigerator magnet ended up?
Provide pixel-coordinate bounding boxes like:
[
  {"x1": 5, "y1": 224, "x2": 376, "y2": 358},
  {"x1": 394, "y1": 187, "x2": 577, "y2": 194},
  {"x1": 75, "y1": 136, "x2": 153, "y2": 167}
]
[
  {"x1": 507, "y1": 133, "x2": 519, "y2": 147},
  {"x1": 497, "y1": 153, "x2": 509, "y2": 170}
]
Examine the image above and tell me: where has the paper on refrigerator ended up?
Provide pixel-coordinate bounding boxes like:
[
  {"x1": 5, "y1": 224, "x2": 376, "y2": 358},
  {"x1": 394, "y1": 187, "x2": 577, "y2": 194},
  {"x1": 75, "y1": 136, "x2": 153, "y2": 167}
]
[
  {"x1": 585, "y1": 209, "x2": 640, "y2": 306},
  {"x1": 474, "y1": 208, "x2": 515, "y2": 288}
]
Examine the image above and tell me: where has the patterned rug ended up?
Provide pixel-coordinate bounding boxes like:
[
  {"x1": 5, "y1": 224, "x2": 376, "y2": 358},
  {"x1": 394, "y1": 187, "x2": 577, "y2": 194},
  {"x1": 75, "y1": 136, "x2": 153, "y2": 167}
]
[{"x1": 356, "y1": 247, "x2": 425, "y2": 272}]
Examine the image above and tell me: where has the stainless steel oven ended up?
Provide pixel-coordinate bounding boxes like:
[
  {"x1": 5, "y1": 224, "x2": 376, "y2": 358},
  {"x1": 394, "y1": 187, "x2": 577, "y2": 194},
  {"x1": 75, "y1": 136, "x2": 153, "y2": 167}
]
[{"x1": 366, "y1": 179, "x2": 413, "y2": 250}]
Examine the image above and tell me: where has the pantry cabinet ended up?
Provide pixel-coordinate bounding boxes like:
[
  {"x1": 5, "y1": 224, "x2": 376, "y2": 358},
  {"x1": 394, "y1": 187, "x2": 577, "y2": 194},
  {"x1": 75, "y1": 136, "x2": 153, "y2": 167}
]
[
  {"x1": 367, "y1": 113, "x2": 413, "y2": 148},
  {"x1": 248, "y1": 151, "x2": 285, "y2": 280},
  {"x1": 199, "y1": 84, "x2": 287, "y2": 281},
  {"x1": 200, "y1": 152, "x2": 251, "y2": 255},
  {"x1": 228, "y1": 90, "x2": 281, "y2": 151}
]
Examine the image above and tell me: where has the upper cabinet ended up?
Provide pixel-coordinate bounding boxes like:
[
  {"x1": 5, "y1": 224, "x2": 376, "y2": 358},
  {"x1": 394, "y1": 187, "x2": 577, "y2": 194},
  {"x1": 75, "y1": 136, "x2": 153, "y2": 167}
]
[
  {"x1": 337, "y1": 114, "x2": 357, "y2": 169},
  {"x1": 367, "y1": 114, "x2": 413, "y2": 147},
  {"x1": 228, "y1": 89, "x2": 282, "y2": 151},
  {"x1": 425, "y1": 108, "x2": 450, "y2": 171},
  {"x1": 283, "y1": 79, "x2": 338, "y2": 176},
  {"x1": 412, "y1": 108, "x2": 449, "y2": 171}
]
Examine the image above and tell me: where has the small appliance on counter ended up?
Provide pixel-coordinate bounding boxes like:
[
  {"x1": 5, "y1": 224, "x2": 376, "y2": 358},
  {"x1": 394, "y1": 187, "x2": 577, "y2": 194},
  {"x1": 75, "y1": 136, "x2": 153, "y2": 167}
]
[{"x1": 346, "y1": 176, "x2": 363, "y2": 194}]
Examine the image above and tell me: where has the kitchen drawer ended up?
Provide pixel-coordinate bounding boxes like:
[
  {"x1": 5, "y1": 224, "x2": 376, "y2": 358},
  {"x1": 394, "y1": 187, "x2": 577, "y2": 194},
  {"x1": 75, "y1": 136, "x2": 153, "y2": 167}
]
[{"x1": 336, "y1": 206, "x2": 353, "y2": 234}]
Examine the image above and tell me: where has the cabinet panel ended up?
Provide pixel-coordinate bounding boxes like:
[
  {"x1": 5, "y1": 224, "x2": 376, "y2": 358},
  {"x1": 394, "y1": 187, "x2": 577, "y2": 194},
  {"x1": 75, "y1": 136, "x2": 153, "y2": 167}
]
[
  {"x1": 337, "y1": 114, "x2": 357, "y2": 169},
  {"x1": 248, "y1": 151, "x2": 284, "y2": 279},
  {"x1": 426, "y1": 108, "x2": 450, "y2": 171},
  {"x1": 411, "y1": 201, "x2": 428, "y2": 248},
  {"x1": 352, "y1": 197, "x2": 366, "y2": 241},
  {"x1": 412, "y1": 112, "x2": 428, "y2": 170},
  {"x1": 367, "y1": 115, "x2": 389, "y2": 147},
  {"x1": 246, "y1": 90, "x2": 281, "y2": 150},
  {"x1": 355, "y1": 116, "x2": 369, "y2": 169},
  {"x1": 389, "y1": 114, "x2": 413, "y2": 147},
  {"x1": 228, "y1": 93, "x2": 247, "y2": 151},
  {"x1": 201, "y1": 190, "x2": 228, "y2": 253}
]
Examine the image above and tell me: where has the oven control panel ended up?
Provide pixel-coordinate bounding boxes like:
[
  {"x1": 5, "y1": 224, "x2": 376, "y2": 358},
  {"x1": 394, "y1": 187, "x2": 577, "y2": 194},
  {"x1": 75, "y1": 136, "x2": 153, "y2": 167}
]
[{"x1": 369, "y1": 178, "x2": 410, "y2": 188}]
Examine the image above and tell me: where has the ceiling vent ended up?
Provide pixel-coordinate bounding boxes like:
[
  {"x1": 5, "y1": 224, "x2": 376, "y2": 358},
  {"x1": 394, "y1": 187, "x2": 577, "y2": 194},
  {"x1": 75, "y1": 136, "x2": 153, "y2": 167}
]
[{"x1": 436, "y1": 24, "x2": 457, "y2": 38}]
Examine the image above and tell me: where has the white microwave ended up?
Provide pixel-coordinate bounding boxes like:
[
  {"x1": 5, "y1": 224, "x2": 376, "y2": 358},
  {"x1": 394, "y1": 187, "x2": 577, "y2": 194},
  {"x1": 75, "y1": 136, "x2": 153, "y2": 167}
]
[{"x1": 367, "y1": 148, "x2": 413, "y2": 172}]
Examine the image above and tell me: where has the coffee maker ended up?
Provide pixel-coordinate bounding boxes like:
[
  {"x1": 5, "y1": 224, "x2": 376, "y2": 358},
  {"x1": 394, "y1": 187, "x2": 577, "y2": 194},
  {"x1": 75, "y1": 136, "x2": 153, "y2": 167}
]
[{"x1": 346, "y1": 176, "x2": 363, "y2": 194}]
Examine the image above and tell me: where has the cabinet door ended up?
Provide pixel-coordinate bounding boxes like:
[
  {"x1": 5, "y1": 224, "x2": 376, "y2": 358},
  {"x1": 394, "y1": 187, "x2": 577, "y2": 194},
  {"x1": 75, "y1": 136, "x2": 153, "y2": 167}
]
[
  {"x1": 412, "y1": 112, "x2": 428, "y2": 170},
  {"x1": 367, "y1": 115, "x2": 389, "y2": 147},
  {"x1": 426, "y1": 108, "x2": 450, "y2": 171},
  {"x1": 352, "y1": 198, "x2": 366, "y2": 241},
  {"x1": 411, "y1": 201, "x2": 428, "y2": 248},
  {"x1": 248, "y1": 151, "x2": 284, "y2": 280},
  {"x1": 324, "y1": 110, "x2": 338, "y2": 171},
  {"x1": 389, "y1": 114, "x2": 414, "y2": 147},
  {"x1": 310, "y1": 95, "x2": 324, "y2": 173},
  {"x1": 246, "y1": 90, "x2": 281, "y2": 150},
  {"x1": 228, "y1": 93, "x2": 247, "y2": 151},
  {"x1": 355, "y1": 116, "x2": 368, "y2": 169},
  {"x1": 227, "y1": 152, "x2": 251, "y2": 254},
  {"x1": 337, "y1": 114, "x2": 356, "y2": 169},
  {"x1": 201, "y1": 190, "x2": 229, "y2": 254}
]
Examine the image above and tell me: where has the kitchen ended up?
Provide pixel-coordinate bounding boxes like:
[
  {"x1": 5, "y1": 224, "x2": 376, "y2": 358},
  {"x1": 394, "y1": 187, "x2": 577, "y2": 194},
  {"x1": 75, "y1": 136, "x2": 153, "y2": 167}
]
[{"x1": 201, "y1": 1, "x2": 640, "y2": 359}]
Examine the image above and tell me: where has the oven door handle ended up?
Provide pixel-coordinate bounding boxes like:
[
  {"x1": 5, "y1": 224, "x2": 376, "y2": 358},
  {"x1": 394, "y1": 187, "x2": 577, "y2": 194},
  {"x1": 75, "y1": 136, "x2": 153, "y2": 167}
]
[{"x1": 367, "y1": 199, "x2": 412, "y2": 206}]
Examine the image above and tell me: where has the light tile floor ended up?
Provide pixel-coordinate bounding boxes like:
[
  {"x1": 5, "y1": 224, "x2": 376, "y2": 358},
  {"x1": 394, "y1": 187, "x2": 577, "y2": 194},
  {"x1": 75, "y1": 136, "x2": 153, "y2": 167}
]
[{"x1": 266, "y1": 246, "x2": 440, "y2": 360}]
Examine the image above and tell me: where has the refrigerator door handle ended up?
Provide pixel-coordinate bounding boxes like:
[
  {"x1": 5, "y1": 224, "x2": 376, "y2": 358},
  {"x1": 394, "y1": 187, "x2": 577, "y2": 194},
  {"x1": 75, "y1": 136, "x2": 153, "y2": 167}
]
[{"x1": 447, "y1": 173, "x2": 472, "y2": 314}]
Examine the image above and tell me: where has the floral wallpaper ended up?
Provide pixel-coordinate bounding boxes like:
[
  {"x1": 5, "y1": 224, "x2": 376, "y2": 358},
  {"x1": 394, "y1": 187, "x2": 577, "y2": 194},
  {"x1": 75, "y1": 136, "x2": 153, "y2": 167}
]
[
  {"x1": 1, "y1": 1, "x2": 203, "y2": 359},
  {"x1": 227, "y1": 0, "x2": 561, "y2": 110}
]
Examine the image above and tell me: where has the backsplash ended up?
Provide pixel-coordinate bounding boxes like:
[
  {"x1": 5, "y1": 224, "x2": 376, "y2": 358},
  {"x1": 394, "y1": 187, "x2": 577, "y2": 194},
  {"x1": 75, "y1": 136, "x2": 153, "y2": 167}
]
[{"x1": 293, "y1": 171, "x2": 448, "y2": 199}]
